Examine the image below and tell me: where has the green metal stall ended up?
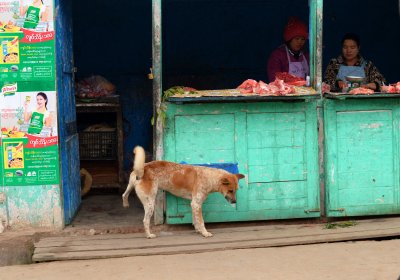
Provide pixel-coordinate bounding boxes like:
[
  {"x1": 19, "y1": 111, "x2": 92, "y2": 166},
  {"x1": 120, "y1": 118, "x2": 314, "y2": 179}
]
[
  {"x1": 151, "y1": 0, "x2": 324, "y2": 224},
  {"x1": 324, "y1": 94, "x2": 400, "y2": 217},
  {"x1": 153, "y1": 0, "x2": 400, "y2": 224},
  {"x1": 163, "y1": 97, "x2": 321, "y2": 223}
]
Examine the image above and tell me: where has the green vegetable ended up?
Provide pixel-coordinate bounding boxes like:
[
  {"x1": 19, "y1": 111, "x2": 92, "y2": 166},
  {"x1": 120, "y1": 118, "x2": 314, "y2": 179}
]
[
  {"x1": 153, "y1": 86, "x2": 197, "y2": 127},
  {"x1": 325, "y1": 220, "x2": 357, "y2": 229},
  {"x1": 162, "y1": 86, "x2": 184, "y2": 101},
  {"x1": 162, "y1": 86, "x2": 197, "y2": 101}
]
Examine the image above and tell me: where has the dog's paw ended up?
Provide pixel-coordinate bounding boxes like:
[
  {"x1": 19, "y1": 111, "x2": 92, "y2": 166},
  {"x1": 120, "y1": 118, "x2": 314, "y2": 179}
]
[
  {"x1": 201, "y1": 231, "x2": 213, "y2": 238},
  {"x1": 146, "y1": 233, "x2": 157, "y2": 239},
  {"x1": 122, "y1": 197, "x2": 130, "y2": 208},
  {"x1": 122, "y1": 201, "x2": 130, "y2": 208}
]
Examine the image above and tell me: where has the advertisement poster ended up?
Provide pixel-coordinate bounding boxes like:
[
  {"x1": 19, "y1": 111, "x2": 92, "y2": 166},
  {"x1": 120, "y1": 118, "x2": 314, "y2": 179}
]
[
  {"x1": 0, "y1": 137, "x2": 3, "y2": 186},
  {"x1": 1, "y1": 0, "x2": 58, "y2": 187},
  {"x1": 0, "y1": 0, "x2": 55, "y2": 81},
  {"x1": 0, "y1": 81, "x2": 59, "y2": 186}
]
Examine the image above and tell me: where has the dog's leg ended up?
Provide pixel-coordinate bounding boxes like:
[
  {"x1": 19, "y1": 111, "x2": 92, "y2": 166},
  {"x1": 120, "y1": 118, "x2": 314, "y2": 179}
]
[
  {"x1": 191, "y1": 204, "x2": 200, "y2": 233},
  {"x1": 191, "y1": 199, "x2": 212, "y2": 237},
  {"x1": 122, "y1": 172, "x2": 138, "y2": 208},
  {"x1": 136, "y1": 185, "x2": 157, "y2": 239}
]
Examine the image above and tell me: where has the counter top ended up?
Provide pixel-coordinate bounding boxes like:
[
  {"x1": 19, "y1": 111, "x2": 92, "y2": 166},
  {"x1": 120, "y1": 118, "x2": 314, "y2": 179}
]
[
  {"x1": 167, "y1": 94, "x2": 319, "y2": 104},
  {"x1": 324, "y1": 92, "x2": 400, "y2": 100}
]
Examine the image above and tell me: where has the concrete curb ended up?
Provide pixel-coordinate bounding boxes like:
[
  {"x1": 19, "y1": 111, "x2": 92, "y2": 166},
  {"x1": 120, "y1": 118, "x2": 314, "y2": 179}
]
[
  {"x1": 0, "y1": 234, "x2": 37, "y2": 266},
  {"x1": 0, "y1": 224, "x2": 157, "y2": 267}
]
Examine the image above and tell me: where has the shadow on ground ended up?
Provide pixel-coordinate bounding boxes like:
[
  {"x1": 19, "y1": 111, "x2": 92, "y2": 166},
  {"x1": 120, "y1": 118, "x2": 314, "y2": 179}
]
[{"x1": 67, "y1": 189, "x2": 145, "y2": 234}]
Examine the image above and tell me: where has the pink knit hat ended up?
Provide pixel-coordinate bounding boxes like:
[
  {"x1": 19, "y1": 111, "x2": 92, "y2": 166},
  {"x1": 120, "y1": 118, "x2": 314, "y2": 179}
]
[{"x1": 283, "y1": 17, "x2": 308, "y2": 42}]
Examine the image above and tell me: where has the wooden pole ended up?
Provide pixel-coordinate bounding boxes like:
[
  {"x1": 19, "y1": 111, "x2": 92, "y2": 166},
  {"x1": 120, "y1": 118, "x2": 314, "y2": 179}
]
[
  {"x1": 310, "y1": 0, "x2": 325, "y2": 217},
  {"x1": 309, "y1": 0, "x2": 323, "y2": 92},
  {"x1": 152, "y1": 0, "x2": 165, "y2": 225}
]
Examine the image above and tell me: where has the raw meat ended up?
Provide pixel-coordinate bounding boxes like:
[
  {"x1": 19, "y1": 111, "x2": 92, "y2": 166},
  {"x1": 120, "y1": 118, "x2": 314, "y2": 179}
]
[
  {"x1": 275, "y1": 72, "x2": 307, "y2": 86},
  {"x1": 348, "y1": 87, "x2": 374, "y2": 95},
  {"x1": 237, "y1": 78, "x2": 295, "y2": 95}
]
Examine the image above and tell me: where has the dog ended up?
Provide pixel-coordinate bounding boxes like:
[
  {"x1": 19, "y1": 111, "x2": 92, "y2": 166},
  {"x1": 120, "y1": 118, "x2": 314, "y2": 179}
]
[{"x1": 122, "y1": 146, "x2": 245, "y2": 238}]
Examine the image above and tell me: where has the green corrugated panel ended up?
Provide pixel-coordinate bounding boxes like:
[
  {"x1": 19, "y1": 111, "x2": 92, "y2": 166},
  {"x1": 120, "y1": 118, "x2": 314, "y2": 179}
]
[
  {"x1": 324, "y1": 98, "x2": 400, "y2": 216},
  {"x1": 4, "y1": 185, "x2": 62, "y2": 228},
  {"x1": 164, "y1": 101, "x2": 320, "y2": 224}
]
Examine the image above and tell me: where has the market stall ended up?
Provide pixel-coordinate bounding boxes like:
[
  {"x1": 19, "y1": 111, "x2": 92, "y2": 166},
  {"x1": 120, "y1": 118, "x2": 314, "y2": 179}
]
[
  {"x1": 324, "y1": 92, "x2": 400, "y2": 217},
  {"x1": 321, "y1": 0, "x2": 400, "y2": 217},
  {"x1": 154, "y1": 0, "x2": 400, "y2": 225},
  {"x1": 164, "y1": 93, "x2": 321, "y2": 224},
  {"x1": 152, "y1": 0, "x2": 324, "y2": 224}
]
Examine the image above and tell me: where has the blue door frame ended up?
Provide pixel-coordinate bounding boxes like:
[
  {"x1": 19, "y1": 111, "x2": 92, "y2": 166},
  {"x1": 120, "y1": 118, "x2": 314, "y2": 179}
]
[{"x1": 55, "y1": 0, "x2": 81, "y2": 224}]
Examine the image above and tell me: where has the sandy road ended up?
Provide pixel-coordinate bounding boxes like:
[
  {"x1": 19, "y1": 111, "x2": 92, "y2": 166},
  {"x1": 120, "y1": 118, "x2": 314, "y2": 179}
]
[{"x1": 1, "y1": 239, "x2": 400, "y2": 280}]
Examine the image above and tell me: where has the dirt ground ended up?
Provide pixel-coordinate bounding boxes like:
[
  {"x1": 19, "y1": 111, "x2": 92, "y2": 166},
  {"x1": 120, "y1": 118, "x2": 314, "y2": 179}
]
[{"x1": 1, "y1": 239, "x2": 400, "y2": 280}]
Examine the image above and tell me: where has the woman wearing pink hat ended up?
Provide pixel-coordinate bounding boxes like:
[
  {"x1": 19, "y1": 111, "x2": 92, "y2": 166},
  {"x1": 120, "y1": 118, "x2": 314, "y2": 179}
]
[{"x1": 267, "y1": 17, "x2": 310, "y2": 82}]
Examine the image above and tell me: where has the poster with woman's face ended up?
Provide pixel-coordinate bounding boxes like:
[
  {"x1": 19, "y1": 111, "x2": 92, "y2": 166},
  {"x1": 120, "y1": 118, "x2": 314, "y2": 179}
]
[
  {"x1": 0, "y1": 0, "x2": 58, "y2": 187},
  {"x1": 19, "y1": 0, "x2": 54, "y2": 32},
  {"x1": 0, "y1": 84, "x2": 60, "y2": 186},
  {"x1": 0, "y1": 86, "x2": 57, "y2": 137},
  {"x1": 0, "y1": 0, "x2": 54, "y2": 32},
  {"x1": 0, "y1": 0, "x2": 55, "y2": 81}
]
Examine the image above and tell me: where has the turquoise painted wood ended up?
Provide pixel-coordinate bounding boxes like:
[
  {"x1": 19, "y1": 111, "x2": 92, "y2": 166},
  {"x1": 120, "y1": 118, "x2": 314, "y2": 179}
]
[
  {"x1": 164, "y1": 100, "x2": 320, "y2": 224},
  {"x1": 324, "y1": 98, "x2": 400, "y2": 217},
  {"x1": 3, "y1": 185, "x2": 62, "y2": 227}
]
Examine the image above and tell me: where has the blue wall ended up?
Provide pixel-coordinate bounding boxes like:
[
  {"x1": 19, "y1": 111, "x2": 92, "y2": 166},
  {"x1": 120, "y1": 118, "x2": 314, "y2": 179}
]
[
  {"x1": 71, "y1": 0, "x2": 400, "y2": 168},
  {"x1": 72, "y1": 0, "x2": 153, "y2": 168}
]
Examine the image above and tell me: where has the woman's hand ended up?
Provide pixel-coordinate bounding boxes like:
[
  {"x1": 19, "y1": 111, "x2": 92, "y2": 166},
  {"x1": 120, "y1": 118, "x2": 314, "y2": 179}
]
[
  {"x1": 361, "y1": 83, "x2": 376, "y2": 90},
  {"x1": 338, "y1": 81, "x2": 347, "y2": 89}
]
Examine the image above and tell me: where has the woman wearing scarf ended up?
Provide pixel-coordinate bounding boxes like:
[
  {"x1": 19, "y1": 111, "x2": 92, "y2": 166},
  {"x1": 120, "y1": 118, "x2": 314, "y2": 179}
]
[{"x1": 267, "y1": 17, "x2": 310, "y2": 82}]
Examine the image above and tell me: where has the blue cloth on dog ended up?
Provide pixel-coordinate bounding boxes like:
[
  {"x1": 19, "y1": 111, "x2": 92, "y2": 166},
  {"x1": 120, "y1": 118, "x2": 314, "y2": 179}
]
[{"x1": 180, "y1": 162, "x2": 239, "y2": 174}]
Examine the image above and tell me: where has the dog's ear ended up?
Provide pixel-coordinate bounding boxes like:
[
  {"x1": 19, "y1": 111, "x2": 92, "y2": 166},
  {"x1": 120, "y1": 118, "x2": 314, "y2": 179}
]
[
  {"x1": 221, "y1": 178, "x2": 230, "y2": 185},
  {"x1": 235, "y1": 174, "x2": 245, "y2": 180}
]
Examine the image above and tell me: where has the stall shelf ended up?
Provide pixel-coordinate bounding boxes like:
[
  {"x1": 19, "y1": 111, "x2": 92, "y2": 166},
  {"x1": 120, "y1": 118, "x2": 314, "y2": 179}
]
[{"x1": 76, "y1": 100, "x2": 124, "y2": 189}]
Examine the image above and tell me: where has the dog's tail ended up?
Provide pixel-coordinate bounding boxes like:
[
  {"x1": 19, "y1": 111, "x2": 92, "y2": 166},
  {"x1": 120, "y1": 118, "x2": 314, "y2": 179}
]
[{"x1": 133, "y1": 146, "x2": 145, "y2": 179}]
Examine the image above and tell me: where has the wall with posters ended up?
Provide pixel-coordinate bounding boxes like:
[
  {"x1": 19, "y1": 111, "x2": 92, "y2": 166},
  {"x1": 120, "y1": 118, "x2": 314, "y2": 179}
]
[{"x1": 0, "y1": 0, "x2": 62, "y2": 229}]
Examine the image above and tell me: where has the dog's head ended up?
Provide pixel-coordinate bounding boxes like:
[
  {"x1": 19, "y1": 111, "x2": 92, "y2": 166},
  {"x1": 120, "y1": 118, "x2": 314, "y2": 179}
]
[{"x1": 219, "y1": 173, "x2": 245, "y2": 204}]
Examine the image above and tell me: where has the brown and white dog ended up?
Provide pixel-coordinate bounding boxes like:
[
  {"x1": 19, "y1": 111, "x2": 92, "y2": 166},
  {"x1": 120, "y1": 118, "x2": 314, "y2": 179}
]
[{"x1": 122, "y1": 146, "x2": 245, "y2": 238}]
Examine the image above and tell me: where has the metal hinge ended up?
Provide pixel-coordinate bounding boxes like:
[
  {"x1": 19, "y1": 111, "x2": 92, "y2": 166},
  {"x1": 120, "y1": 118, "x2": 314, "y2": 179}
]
[
  {"x1": 329, "y1": 208, "x2": 346, "y2": 212},
  {"x1": 167, "y1": 215, "x2": 185, "y2": 219},
  {"x1": 304, "y1": 208, "x2": 320, "y2": 214}
]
